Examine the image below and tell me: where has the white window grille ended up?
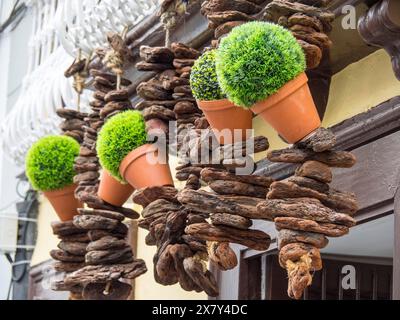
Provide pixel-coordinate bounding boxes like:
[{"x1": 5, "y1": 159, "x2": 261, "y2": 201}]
[{"x1": 1, "y1": 0, "x2": 159, "y2": 165}]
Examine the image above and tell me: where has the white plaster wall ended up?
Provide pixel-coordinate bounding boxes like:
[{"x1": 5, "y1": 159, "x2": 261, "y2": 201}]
[{"x1": 0, "y1": 0, "x2": 33, "y2": 300}]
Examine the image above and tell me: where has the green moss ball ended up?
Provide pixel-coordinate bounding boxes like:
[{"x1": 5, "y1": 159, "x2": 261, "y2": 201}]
[
  {"x1": 97, "y1": 110, "x2": 147, "y2": 182},
  {"x1": 26, "y1": 135, "x2": 80, "y2": 191},
  {"x1": 216, "y1": 21, "x2": 306, "y2": 108},
  {"x1": 190, "y1": 49, "x2": 226, "y2": 101}
]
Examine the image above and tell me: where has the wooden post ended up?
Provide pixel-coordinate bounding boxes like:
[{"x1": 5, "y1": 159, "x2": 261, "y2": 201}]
[{"x1": 358, "y1": 0, "x2": 400, "y2": 80}]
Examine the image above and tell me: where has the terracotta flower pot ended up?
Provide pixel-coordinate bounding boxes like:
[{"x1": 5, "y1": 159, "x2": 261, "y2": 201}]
[
  {"x1": 43, "y1": 184, "x2": 83, "y2": 222},
  {"x1": 98, "y1": 170, "x2": 135, "y2": 207},
  {"x1": 251, "y1": 72, "x2": 321, "y2": 144},
  {"x1": 119, "y1": 144, "x2": 174, "y2": 189},
  {"x1": 197, "y1": 99, "x2": 253, "y2": 145}
]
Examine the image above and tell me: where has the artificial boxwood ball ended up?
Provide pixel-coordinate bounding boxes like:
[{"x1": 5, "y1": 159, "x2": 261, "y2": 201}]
[
  {"x1": 190, "y1": 49, "x2": 226, "y2": 101},
  {"x1": 97, "y1": 110, "x2": 147, "y2": 182},
  {"x1": 216, "y1": 21, "x2": 306, "y2": 108},
  {"x1": 26, "y1": 136, "x2": 80, "y2": 192}
]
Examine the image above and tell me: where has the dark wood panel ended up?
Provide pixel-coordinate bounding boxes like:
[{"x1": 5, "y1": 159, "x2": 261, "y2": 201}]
[
  {"x1": 261, "y1": 254, "x2": 392, "y2": 300},
  {"x1": 239, "y1": 257, "x2": 262, "y2": 300},
  {"x1": 332, "y1": 97, "x2": 400, "y2": 151},
  {"x1": 331, "y1": 130, "x2": 400, "y2": 216}
]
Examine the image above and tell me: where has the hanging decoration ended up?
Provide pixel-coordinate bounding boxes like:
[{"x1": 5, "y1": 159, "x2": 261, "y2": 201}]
[
  {"x1": 56, "y1": 53, "x2": 91, "y2": 143},
  {"x1": 134, "y1": 38, "x2": 221, "y2": 295},
  {"x1": 133, "y1": 0, "x2": 277, "y2": 296},
  {"x1": 136, "y1": 0, "x2": 273, "y2": 295},
  {"x1": 178, "y1": 137, "x2": 272, "y2": 255},
  {"x1": 192, "y1": 0, "x2": 357, "y2": 300},
  {"x1": 51, "y1": 33, "x2": 147, "y2": 301},
  {"x1": 50, "y1": 58, "x2": 91, "y2": 300},
  {"x1": 257, "y1": 128, "x2": 358, "y2": 299}
]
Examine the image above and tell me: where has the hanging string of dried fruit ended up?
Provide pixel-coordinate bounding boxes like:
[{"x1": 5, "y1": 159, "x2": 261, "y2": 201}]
[
  {"x1": 178, "y1": 138, "x2": 273, "y2": 260},
  {"x1": 162, "y1": 0, "x2": 273, "y2": 271},
  {"x1": 136, "y1": 42, "x2": 202, "y2": 187},
  {"x1": 256, "y1": 0, "x2": 356, "y2": 300},
  {"x1": 52, "y1": 34, "x2": 147, "y2": 301},
  {"x1": 51, "y1": 56, "x2": 91, "y2": 301},
  {"x1": 261, "y1": 0, "x2": 334, "y2": 69},
  {"x1": 201, "y1": 0, "x2": 334, "y2": 69},
  {"x1": 198, "y1": 0, "x2": 358, "y2": 301},
  {"x1": 133, "y1": 185, "x2": 219, "y2": 296},
  {"x1": 57, "y1": 53, "x2": 90, "y2": 143},
  {"x1": 257, "y1": 129, "x2": 358, "y2": 299},
  {"x1": 200, "y1": 0, "x2": 264, "y2": 48},
  {"x1": 129, "y1": 2, "x2": 221, "y2": 296},
  {"x1": 134, "y1": 48, "x2": 220, "y2": 296}
]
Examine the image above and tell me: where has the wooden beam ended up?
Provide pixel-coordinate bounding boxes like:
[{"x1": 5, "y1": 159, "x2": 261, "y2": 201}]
[
  {"x1": 358, "y1": 0, "x2": 400, "y2": 81},
  {"x1": 255, "y1": 96, "x2": 400, "y2": 178}
]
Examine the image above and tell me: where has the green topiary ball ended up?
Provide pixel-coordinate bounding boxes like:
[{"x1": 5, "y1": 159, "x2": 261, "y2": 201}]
[
  {"x1": 97, "y1": 110, "x2": 147, "y2": 182},
  {"x1": 26, "y1": 136, "x2": 80, "y2": 192},
  {"x1": 190, "y1": 49, "x2": 226, "y2": 101},
  {"x1": 216, "y1": 21, "x2": 306, "y2": 108}
]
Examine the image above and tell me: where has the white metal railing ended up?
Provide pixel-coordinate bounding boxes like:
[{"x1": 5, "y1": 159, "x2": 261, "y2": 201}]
[
  {"x1": 0, "y1": 214, "x2": 38, "y2": 223},
  {"x1": 0, "y1": 46, "x2": 91, "y2": 166},
  {"x1": 1, "y1": 0, "x2": 159, "y2": 165},
  {"x1": 0, "y1": 0, "x2": 79, "y2": 165},
  {"x1": 56, "y1": 0, "x2": 159, "y2": 58}
]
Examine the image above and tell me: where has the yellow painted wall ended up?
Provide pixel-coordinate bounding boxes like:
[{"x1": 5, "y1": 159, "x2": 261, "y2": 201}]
[
  {"x1": 31, "y1": 49, "x2": 400, "y2": 299},
  {"x1": 323, "y1": 49, "x2": 400, "y2": 127},
  {"x1": 31, "y1": 195, "x2": 60, "y2": 266}
]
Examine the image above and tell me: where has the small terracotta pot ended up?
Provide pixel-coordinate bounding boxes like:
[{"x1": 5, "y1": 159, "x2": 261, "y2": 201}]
[
  {"x1": 43, "y1": 184, "x2": 83, "y2": 222},
  {"x1": 98, "y1": 170, "x2": 135, "y2": 207},
  {"x1": 251, "y1": 72, "x2": 321, "y2": 144},
  {"x1": 197, "y1": 99, "x2": 253, "y2": 145},
  {"x1": 119, "y1": 144, "x2": 174, "y2": 189}
]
